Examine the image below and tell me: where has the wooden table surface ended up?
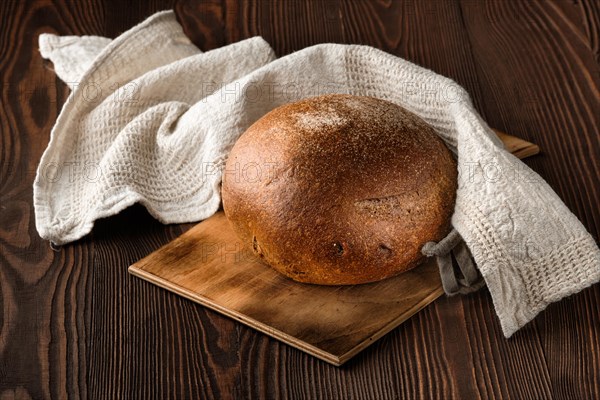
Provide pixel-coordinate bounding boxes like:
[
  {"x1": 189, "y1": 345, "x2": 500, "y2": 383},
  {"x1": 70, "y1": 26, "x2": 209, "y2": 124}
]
[{"x1": 1, "y1": 0, "x2": 599, "y2": 398}]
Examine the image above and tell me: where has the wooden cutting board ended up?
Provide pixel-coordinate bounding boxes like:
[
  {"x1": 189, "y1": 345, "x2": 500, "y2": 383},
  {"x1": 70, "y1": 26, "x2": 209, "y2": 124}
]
[{"x1": 129, "y1": 130, "x2": 538, "y2": 366}]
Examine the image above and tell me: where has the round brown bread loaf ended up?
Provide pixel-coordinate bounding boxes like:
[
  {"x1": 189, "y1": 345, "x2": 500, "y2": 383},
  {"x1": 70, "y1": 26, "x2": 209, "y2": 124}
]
[{"x1": 221, "y1": 94, "x2": 457, "y2": 285}]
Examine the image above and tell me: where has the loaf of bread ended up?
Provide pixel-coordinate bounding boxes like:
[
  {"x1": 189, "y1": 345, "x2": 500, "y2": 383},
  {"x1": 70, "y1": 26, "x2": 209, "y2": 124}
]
[{"x1": 221, "y1": 94, "x2": 457, "y2": 285}]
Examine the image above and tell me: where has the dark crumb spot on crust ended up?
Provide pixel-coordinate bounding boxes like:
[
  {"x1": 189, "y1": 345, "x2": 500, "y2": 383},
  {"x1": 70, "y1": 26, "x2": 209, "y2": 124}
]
[
  {"x1": 289, "y1": 269, "x2": 306, "y2": 276},
  {"x1": 252, "y1": 235, "x2": 263, "y2": 257},
  {"x1": 333, "y1": 242, "x2": 345, "y2": 256},
  {"x1": 378, "y1": 244, "x2": 393, "y2": 257}
]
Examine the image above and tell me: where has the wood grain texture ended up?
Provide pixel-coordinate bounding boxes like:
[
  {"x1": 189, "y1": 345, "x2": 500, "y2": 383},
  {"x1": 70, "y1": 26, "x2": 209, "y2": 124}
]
[
  {"x1": 129, "y1": 212, "x2": 445, "y2": 366},
  {"x1": 492, "y1": 128, "x2": 540, "y2": 158},
  {"x1": 0, "y1": 0, "x2": 598, "y2": 398}
]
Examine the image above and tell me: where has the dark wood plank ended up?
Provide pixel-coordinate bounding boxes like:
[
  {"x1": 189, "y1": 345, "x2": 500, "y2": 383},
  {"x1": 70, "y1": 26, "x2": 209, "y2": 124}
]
[
  {"x1": 175, "y1": 0, "x2": 226, "y2": 51},
  {"x1": 89, "y1": 206, "x2": 242, "y2": 399},
  {"x1": 460, "y1": 0, "x2": 600, "y2": 238},
  {"x1": 458, "y1": 2, "x2": 600, "y2": 399},
  {"x1": 0, "y1": 1, "x2": 92, "y2": 398}
]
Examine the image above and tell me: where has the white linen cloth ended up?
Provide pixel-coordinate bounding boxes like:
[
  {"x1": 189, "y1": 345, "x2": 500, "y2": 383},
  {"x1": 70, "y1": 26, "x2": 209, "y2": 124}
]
[{"x1": 35, "y1": 10, "x2": 599, "y2": 337}]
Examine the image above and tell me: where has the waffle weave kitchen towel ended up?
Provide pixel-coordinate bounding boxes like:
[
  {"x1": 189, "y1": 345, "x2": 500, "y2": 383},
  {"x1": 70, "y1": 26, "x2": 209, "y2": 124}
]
[{"x1": 35, "y1": 10, "x2": 600, "y2": 337}]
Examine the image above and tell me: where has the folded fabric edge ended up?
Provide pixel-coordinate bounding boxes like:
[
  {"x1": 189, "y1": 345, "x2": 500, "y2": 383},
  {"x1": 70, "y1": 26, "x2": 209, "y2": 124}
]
[
  {"x1": 38, "y1": 33, "x2": 112, "y2": 57},
  {"x1": 39, "y1": 33, "x2": 113, "y2": 88},
  {"x1": 35, "y1": 186, "x2": 223, "y2": 246},
  {"x1": 494, "y1": 234, "x2": 600, "y2": 338},
  {"x1": 39, "y1": 33, "x2": 75, "y2": 58}
]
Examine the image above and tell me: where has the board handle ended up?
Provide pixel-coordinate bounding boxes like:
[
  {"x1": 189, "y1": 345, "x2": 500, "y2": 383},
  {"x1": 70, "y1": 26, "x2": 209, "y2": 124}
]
[{"x1": 492, "y1": 128, "x2": 540, "y2": 159}]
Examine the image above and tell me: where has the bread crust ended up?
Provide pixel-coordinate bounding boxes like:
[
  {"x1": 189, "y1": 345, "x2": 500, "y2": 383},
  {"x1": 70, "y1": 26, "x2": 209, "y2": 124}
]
[{"x1": 222, "y1": 94, "x2": 457, "y2": 285}]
